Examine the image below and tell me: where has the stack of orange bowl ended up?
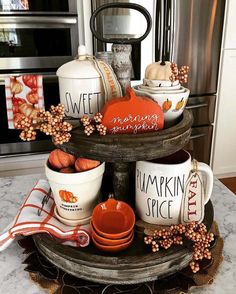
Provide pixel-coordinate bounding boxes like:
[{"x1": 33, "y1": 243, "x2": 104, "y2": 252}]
[{"x1": 91, "y1": 198, "x2": 135, "y2": 252}]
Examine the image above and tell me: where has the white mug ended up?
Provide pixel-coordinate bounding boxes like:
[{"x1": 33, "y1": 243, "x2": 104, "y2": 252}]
[{"x1": 135, "y1": 150, "x2": 213, "y2": 225}]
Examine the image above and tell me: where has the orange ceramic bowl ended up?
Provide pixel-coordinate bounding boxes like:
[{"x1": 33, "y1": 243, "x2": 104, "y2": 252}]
[
  {"x1": 91, "y1": 221, "x2": 134, "y2": 246},
  {"x1": 92, "y1": 198, "x2": 135, "y2": 239},
  {"x1": 92, "y1": 231, "x2": 134, "y2": 252}
]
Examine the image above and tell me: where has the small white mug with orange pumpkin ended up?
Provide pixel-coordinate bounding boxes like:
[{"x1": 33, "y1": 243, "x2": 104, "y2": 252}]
[{"x1": 45, "y1": 149, "x2": 104, "y2": 221}]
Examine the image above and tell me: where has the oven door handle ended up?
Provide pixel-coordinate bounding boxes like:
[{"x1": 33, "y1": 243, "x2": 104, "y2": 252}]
[
  {"x1": 190, "y1": 133, "x2": 206, "y2": 140},
  {"x1": 0, "y1": 74, "x2": 57, "y2": 85},
  {"x1": 0, "y1": 16, "x2": 77, "y2": 24},
  {"x1": 186, "y1": 103, "x2": 208, "y2": 109}
]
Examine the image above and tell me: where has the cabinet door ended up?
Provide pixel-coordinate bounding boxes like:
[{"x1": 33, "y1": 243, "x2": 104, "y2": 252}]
[
  {"x1": 224, "y1": 0, "x2": 236, "y2": 49},
  {"x1": 212, "y1": 49, "x2": 236, "y2": 175}
]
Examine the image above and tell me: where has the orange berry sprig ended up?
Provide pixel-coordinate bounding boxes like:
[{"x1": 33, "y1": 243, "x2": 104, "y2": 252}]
[
  {"x1": 81, "y1": 112, "x2": 107, "y2": 136},
  {"x1": 170, "y1": 63, "x2": 189, "y2": 84},
  {"x1": 144, "y1": 221, "x2": 214, "y2": 274},
  {"x1": 15, "y1": 116, "x2": 37, "y2": 141},
  {"x1": 15, "y1": 103, "x2": 72, "y2": 145}
]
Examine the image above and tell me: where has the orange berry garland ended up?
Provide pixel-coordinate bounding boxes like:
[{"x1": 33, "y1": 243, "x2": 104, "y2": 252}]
[
  {"x1": 144, "y1": 221, "x2": 214, "y2": 273},
  {"x1": 15, "y1": 103, "x2": 72, "y2": 145},
  {"x1": 170, "y1": 62, "x2": 189, "y2": 84},
  {"x1": 81, "y1": 112, "x2": 107, "y2": 136}
]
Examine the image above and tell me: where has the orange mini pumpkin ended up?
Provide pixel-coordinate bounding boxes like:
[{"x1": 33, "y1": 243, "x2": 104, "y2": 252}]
[
  {"x1": 59, "y1": 167, "x2": 76, "y2": 173},
  {"x1": 101, "y1": 88, "x2": 164, "y2": 134},
  {"x1": 48, "y1": 149, "x2": 76, "y2": 170},
  {"x1": 75, "y1": 158, "x2": 100, "y2": 172}
]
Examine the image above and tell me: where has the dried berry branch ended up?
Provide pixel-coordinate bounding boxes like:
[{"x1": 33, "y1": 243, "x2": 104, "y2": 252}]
[
  {"x1": 15, "y1": 103, "x2": 72, "y2": 145},
  {"x1": 170, "y1": 63, "x2": 189, "y2": 84},
  {"x1": 144, "y1": 221, "x2": 214, "y2": 273},
  {"x1": 81, "y1": 112, "x2": 107, "y2": 136}
]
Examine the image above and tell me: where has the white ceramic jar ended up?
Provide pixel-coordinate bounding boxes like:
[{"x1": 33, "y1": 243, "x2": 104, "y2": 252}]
[{"x1": 56, "y1": 45, "x2": 105, "y2": 118}]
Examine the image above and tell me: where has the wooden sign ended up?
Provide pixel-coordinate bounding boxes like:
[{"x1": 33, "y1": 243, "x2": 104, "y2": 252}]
[{"x1": 101, "y1": 88, "x2": 164, "y2": 134}]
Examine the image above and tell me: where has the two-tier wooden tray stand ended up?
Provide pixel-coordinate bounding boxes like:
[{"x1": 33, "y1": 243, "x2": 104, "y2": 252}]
[
  {"x1": 59, "y1": 110, "x2": 193, "y2": 204},
  {"x1": 34, "y1": 110, "x2": 214, "y2": 284}
]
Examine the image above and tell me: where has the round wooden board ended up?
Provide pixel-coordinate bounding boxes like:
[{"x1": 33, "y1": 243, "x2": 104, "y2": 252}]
[
  {"x1": 33, "y1": 200, "x2": 213, "y2": 285},
  {"x1": 58, "y1": 110, "x2": 193, "y2": 162}
]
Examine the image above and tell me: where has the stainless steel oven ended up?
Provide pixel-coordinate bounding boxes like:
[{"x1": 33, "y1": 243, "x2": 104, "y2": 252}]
[
  {"x1": 0, "y1": 71, "x2": 60, "y2": 156},
  {"x1": 0, "y1": 15, "x2": 78, "y2": 72},
  {"x1": 0, "y1": 0, "x2": 79, "y2": 157},
  {"x1": 0, "y1": 0, "x2": 77, "y2": 15}
]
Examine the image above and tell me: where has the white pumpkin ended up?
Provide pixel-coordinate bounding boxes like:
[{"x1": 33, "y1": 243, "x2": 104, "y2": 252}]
[{"x1": 145, "y1": 61, "x2": 172, "y2": 80}]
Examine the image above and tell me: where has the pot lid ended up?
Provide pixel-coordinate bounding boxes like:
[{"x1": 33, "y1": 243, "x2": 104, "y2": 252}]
[{"x1": 56, "y1": 45, "x2": 100, "y2": 79}]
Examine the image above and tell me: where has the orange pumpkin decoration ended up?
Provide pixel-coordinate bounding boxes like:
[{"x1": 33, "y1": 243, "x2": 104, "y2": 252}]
[
  {"x1": 59, "y1": 167, "x2": 76, "y2": 173},
  {"x1": 26, "y1": 89, "x2": 39, "y2": 105},
  {"x1": 59, "y1": 190, "x2": 78, "y2": 203},
  {"x1": 49, "y1": 149, "x2": 76, "y2": 170},
  {"x1": 175, "y1": 98, "x2": 184, "y2": 111},
  {"x1": 102, "y1": 88, "x2": 164, "y2": 134},
  {"x1": 162, "y1": 99, "x2": 172, "y2": 112},
  {"x1": 75, "y1": 158, "x2": 100, "y2": 172},
  {"x1": 19, "y1": 103, "x2": 39, "y2": 118}
]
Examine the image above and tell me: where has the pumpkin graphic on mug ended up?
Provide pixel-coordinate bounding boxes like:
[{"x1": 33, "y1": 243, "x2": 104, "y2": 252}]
[{"x1": 59, "y1": 190, "x2": 78, "y2": 203}]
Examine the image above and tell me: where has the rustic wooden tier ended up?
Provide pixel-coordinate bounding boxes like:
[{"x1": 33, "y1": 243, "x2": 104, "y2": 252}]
[
  {"x1": 60, "y1": 110, "x2": 193, "y2": 162},
  {"x1": 58, "y1": 110, "x2": 193, "y2": 203},
  {"x1": 33, "y1": 200, "x2": 213, "y2": 285}
]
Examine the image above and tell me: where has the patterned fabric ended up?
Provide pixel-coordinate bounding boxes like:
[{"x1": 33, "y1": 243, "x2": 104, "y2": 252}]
[
  {"x1": 0, "y1": 179, "x2": 90, "y2": 251},
  {"x1": 5, "y1": 75, "x2": 44, "y2": 129}
]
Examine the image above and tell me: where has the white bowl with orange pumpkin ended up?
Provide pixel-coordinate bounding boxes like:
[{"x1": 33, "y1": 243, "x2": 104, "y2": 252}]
[
  {"x1": 45, "y1": 149, "x2": 105, "y2": 221},
  {"x1": 133, "y1": 85, "x2": 190, "y2": 128}
]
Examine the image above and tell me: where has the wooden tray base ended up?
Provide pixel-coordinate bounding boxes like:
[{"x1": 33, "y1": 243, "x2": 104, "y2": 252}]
[{"x1": 33, "y1": 201, "x2": 213, "y2": 285}]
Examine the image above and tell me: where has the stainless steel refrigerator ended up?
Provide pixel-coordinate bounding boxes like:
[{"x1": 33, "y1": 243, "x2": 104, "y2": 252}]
[{"x1": 155, "y1": 0, "x2": 226, "y2": 164}]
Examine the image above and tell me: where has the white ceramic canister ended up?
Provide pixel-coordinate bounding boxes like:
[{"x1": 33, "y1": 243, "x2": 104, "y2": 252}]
[{"x1": 56, "y1": 45, "x2": 105, "y2": 118}]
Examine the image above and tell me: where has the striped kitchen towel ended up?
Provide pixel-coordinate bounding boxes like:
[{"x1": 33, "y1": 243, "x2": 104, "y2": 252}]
[{"x1": 0, "y1": 179, "x2": 90, "y2": 252}]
